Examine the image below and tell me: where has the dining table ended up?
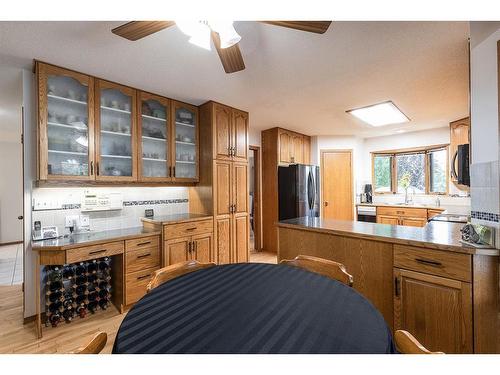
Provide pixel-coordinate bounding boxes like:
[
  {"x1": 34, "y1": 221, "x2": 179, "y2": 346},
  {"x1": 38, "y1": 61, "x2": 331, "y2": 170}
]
[{"x1": 112, "y1": 262, "x2": 396, "y2": 354}]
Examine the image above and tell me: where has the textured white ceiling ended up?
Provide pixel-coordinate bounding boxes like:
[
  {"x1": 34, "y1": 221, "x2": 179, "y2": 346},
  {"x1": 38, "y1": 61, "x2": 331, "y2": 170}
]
[{"x1": 0, "y1": 21, "x2": 469, "y2": 137}]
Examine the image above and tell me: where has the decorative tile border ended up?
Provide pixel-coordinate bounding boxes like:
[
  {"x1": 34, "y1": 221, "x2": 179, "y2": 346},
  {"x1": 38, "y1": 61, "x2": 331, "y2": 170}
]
[
  {"x1": 33, "y1": 199, "x2": 188, "y2": 212},
  {"x1": 471, "y1": 211, "x2": 500, "y2": 223},
  {"x1": 123, "y1": 199, "x2": 188, "y2": 206}
]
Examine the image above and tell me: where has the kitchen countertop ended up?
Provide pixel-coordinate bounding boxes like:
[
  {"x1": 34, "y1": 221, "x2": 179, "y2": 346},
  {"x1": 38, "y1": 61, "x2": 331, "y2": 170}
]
[
  {"x1": 277, "y1": 217, "x2": 498, "y2": 256},
  {"x1": 356, "y1": 202, "x2": 445, "y2": 210},
  {"x1": 141, "y1": 213, "x2": 213, "y2": 225},
  {"x1": 32, "y1": 226, "x2": 161, "y2": 251}
]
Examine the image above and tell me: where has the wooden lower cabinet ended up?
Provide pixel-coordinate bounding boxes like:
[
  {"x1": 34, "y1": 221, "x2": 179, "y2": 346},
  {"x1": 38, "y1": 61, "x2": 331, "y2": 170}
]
[
  {"x1": 377, "y1": 215, "x2": 399, "y2": 225},
  {"x1": 215, "y1": 217, "x2": 231, "y2": 264},
  {"x1": 233, "y1": 214, "x2": 249, "y2": 263},
  {"x1": 164, "y1": 233, "x2": 214, "y2": 266},
  {"x1": 394, "y1": 268, "x2": 473, "y2": 353},
  {"x1": 125, "y1": 267, "x2": 158, "y2": 306},
  {"x1": 400, "y1": 217, "x2": 427, "y2": 227}
]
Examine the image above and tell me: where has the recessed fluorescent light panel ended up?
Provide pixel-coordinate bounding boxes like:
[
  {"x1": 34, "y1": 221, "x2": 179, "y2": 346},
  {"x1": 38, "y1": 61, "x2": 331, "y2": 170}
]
[{"x1": 347, "y1": 101, "x2": 410, "y2": 127}]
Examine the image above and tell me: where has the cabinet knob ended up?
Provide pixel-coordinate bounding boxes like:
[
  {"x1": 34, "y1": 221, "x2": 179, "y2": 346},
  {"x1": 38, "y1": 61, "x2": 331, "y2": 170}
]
[{"x1": 324, "y1": 201, "x2": 329, "y2": 207}]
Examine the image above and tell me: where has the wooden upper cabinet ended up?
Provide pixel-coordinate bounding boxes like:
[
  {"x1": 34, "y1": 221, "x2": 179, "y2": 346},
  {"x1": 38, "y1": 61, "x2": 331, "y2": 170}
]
[
  {"x1": 279, "y1": 131, "x2": 291, "y2": 164},
  {"x1": 95, "y1": 79, "x2": 137, "y2": 181},
  {"x1": 303, "y1": 136, "x2": 311, "y2": 164},
  {"x1": 137, "y1": 91, "x2": 171, "y2": 182},
  {"x1": 37, "y1": 62, "x2": 95, "y2": 181},
  {"x1": 171, "y1": 101, "x2": 199, "y2": 182},
  {"x1": 450, "y1": 117, "x2": 470, "y2": 190},
  {"x1": 394, "y1": 268, "x2": 472, "y2": 353},
  {"x1": 291, "y1": 134, "x2": 304, "y2": 163},
  {"x1": 213, "y1": 102, "x2": 249, "y2": 162},
  {"x1": 232, "y1": 109, "x2": 249, "y2": 162},
  {"x1": 214, "y1": 103, "x2": 232, "y2": 160}
]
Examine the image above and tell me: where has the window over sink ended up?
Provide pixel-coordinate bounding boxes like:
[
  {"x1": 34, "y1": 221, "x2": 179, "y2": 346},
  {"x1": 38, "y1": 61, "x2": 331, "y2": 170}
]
[{"x1": 372, "y1": 145, "x2": 448, "y2": 195}]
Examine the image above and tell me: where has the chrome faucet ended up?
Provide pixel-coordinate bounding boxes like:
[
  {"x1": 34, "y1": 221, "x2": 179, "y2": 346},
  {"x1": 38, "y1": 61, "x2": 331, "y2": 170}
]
[{"x1": 435, "y1": 197, "x2": 441, "y2": 207}]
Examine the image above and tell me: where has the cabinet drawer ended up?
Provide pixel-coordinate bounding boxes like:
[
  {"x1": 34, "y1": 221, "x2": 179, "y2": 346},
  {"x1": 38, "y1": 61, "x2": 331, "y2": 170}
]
[
  {"x1": 67, "y1": 241, "x2": 124, "y2": 263},
  {"x1": 125, "y1": 235, "x2": 160, "y2": 252},
  {"x1": 164, "y1": 219, "x2": 213, "y2": 239},
  {"x1": 125, "y1": 267, "x2": 159, "y2": 306},
  {"x1": 126, "y1": 246, "x2": 160, "y2": 274},
  {"x1": 377, "y1": 206, "x2": 427, "y2": 218},
  {"x1": 394, "y1": 245, "x2": 471, "y2": 282}
]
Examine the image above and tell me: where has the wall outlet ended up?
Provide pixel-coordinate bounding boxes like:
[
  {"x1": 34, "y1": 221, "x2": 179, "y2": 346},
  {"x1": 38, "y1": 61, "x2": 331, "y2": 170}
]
[
  {"x1": 79, "y1": 215, "x2": 90, "y2": 231},
  {"x1": 65, "y1": 215, "x2": 79, "y2": 228}
]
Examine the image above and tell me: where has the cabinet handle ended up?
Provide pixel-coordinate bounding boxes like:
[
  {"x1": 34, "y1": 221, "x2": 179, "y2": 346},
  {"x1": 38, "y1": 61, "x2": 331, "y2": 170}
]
[
  {"x1": 137, "y1": 253, "x2": 151, "y2": 259},
  {"x1": 186, "y1": 227, "x2": 197, "y2": 231},
  {"x1": 415, "y1": 258, "x2": 443, "y2": 267},
  {"x1": 189, "y1": 241, "x2": 193, "y2": 252},
  {"x1": 137, "y1": 274, "x2": 151, "y2": 280},
  {"x1": 89, "y1": 249, "x2": 107, "y2": 255},
  {"x1": 136, "y1": 241, "x2": 152, "y2": 247},
  {"x1": 90, "y1": 161, "x2": 94, "y2": 175},
  {"x1": 193, "y1": 241, "x2": 197, "y2": 252},
  {"x1": 96, "y1": 162, "x2": 100, "y2": 176},
  {"x1": 394, "y1": 276, "x2": 400, "y2": 296},
  {"x1": 173, "y1": 166, "x2": 176, "y2": 177},
  {"x1": 169, "y1": 166, "x2": 172, "y2": 177}
]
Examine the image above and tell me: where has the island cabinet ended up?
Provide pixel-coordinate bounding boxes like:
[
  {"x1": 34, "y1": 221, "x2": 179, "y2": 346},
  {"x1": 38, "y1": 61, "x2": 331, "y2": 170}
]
[
  {"x1": 277, "y1": 224, "x2": 499, "y2": 353},
  {"x1": 36, "y1": 61, "x2": 199, "y2": 184},
  {"x1": 189, "y1": 101, "x2": 250, "y2": 264},
  {"x1": 393, "y1": 245, "x2": 473, "y2": 353}
]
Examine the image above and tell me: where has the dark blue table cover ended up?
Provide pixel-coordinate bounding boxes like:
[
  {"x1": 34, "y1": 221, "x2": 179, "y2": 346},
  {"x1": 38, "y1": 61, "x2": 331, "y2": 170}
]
[{"x1": 113, "y1": 263, "x2": 396, "y2": 354}]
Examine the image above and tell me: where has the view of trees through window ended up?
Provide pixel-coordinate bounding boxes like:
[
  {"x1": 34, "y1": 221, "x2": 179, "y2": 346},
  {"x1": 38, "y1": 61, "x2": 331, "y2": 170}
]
[
  {"x1": 396, "y1": 153, "x2": 425, "y2": 193},
  {"x1": 373, "y1": 147, "x2": 447, "y2": 194},
  {"x1": 373, "y1": 155, "x2": 392, "y2": 192}
]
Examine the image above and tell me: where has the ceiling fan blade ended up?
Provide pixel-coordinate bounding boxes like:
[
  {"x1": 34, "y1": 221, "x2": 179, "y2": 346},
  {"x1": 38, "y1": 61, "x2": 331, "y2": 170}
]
[
  {"x1": 261, "y1": 21, "x2": 332, "y2": 34},
  {"x1": 211, "y1": 32, "x2": 245, "y2": 74},
  {"x1": 111, "y1": 21, "x2": 175, "y2": 41}
]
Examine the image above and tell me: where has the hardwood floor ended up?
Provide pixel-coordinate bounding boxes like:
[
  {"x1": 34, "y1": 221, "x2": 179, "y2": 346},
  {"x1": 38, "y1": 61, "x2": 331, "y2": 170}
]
[
  {"x1": 249, "y1": 251, "x2": 277, "y2": 264},
  {"x1": 0, "y1": 285, "x2": 123, "y2": 354}
]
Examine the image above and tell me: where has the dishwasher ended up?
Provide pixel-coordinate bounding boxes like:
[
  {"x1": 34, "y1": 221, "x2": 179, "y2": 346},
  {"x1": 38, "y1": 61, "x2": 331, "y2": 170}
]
[{"x1": 357, "y1": 206, "x2": 377, "y2": 223}]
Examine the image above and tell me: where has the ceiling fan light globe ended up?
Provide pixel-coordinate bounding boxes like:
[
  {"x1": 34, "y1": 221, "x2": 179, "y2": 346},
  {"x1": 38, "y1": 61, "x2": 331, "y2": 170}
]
[{"x1": 209, "y1": 21, "x2": 241, "y2": 49}]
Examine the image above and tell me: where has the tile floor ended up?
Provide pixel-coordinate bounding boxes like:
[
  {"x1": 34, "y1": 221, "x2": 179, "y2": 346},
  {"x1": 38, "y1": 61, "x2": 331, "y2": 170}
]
[{"x1": 0, "y1": 243, "x2": 23, "y2": 285}]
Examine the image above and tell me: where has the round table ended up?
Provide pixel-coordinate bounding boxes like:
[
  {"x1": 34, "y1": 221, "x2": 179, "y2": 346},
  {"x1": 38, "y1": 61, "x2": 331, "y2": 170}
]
[{"x1": 113, "y1": 263, "x2": 396, "y2": 354}]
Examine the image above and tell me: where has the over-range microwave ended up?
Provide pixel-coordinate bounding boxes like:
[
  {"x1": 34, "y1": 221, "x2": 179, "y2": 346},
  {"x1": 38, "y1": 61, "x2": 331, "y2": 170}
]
[{"x1": 452, "y1": 144, "x2": 470, "y2": 186}]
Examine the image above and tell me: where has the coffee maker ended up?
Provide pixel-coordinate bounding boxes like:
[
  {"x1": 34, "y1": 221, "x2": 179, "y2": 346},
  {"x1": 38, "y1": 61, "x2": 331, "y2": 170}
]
[{"x1": 361, "y1": 184, "x2": 373, "y2": 203}]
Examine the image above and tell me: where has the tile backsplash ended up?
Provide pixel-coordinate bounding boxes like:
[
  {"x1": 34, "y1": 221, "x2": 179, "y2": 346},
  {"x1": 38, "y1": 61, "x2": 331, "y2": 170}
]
[{"x1": 32, "y1": 186, "x2": 190, "y2": 235}]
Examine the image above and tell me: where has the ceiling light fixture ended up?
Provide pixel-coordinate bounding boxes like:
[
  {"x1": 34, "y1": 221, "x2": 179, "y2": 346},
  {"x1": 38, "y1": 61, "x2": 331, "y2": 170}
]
[
  {"x1": 176, "y1": 21, "x2": 212, "y2": 50},
  {"x1": 346, "y1": 101, "x2": 410, "y2": 127},
  {"x1": 175, "y1": 21, "x2": 241, "y2": 51}
]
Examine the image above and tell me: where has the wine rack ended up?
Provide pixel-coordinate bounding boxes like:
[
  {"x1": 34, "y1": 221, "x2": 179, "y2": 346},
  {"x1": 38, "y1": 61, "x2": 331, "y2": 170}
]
[{"x1": 44, "y1": 257, "x2": 112, "y2": 327}]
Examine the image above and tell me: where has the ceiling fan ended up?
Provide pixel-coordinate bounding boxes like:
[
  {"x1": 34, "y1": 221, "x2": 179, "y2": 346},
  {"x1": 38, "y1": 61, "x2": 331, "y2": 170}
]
[{"x1": 111, "y1": 21, "x2": 332, "y2": 74}]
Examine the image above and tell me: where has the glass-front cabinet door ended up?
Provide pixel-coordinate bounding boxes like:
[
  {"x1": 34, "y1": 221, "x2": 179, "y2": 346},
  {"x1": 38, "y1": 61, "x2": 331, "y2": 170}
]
[
  {"x1": 172, "y1": 101, "x2": 199, "y2": 182},
  {"x1": 37, "y1": 63, "x2": 95, "y2": 180},
  {"x1": 138, "y1": 92, "x2": 171, "y2": 181},
  {"x1": 95, "y1": 80, "x2": 137, "y2": 181}
]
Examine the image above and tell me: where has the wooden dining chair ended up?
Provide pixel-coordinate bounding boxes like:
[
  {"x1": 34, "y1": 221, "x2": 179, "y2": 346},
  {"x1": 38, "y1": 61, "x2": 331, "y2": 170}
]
[
  {"x1": 394, "y1": 330, "x2": 444, "y2": 354},
  {"x1": 147, "y1": 260, "x2": 217, "y2": 293},
  {"x1": 72, "y1": 331, "x2": 107, "y2": 354},
  {"x1": 280, "y1": 255, "x2": 354, "y2": 287}
]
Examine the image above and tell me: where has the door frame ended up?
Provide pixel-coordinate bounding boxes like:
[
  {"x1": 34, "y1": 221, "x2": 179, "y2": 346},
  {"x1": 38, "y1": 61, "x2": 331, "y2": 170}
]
[
  {"x1": 249, "y1": 145, "x2": 261, "y2": 251},
  {"x1": 320, "y1": 149, "x2": 354, "y2": 220}
]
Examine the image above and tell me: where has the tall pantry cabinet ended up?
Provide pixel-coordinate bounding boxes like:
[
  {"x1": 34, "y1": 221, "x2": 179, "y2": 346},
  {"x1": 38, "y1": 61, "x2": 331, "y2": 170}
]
[{"x1": 190, "y1": 101, "x2": 250, "y2": 264}]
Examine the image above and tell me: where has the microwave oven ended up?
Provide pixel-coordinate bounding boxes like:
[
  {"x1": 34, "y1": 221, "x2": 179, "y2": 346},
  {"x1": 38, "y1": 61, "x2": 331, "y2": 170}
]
[{"x1": 452, "y1": 144, "x2": 470, "y2": 186}]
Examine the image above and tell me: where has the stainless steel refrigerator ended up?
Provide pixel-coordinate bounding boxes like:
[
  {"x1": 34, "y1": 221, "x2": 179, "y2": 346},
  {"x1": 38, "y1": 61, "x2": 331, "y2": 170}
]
[{"x1": 278, "y1": 164, "x2": 320, "y2": 220}]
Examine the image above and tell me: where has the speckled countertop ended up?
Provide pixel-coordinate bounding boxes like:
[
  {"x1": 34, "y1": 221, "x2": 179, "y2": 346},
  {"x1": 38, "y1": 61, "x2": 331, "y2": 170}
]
[
  {"x1": 277, "y1": 217, "x2": 498, "y2": 256},
  {"x1": 356, "y1": 202, "x2": 445, "y2": 210},
  {"x1": 32, "y1": 226, "x2": 161, "y2": 251},
  {"x1": 141, "y1": 213, "x2": 213, "y2": 225}
]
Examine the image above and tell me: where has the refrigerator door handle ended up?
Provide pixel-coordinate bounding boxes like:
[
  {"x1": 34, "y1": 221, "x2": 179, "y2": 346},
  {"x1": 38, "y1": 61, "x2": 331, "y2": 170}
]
[{"x1": 307, "y1": 171, "x2": 314, "y2": 210}]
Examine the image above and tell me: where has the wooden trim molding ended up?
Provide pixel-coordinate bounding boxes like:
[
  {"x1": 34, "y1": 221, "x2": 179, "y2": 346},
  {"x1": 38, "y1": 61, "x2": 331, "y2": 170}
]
[{"x1": 249, "y1": 145, "x2": 261, "y2": 251}]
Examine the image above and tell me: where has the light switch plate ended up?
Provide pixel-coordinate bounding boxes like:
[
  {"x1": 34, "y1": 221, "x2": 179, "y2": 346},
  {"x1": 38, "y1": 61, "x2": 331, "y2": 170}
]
[
  {"x1": 79, "y1": 215, "x2": 90, "y2": 229},
  {"x1": 65, "y1": 215, "x2": 79, "y2": 228}
]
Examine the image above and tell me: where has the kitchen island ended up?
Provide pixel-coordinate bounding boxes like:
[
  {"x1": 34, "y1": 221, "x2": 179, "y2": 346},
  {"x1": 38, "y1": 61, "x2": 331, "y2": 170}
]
[{"x1": 277, "y1": 217, "x2": 499, "y2": 353}]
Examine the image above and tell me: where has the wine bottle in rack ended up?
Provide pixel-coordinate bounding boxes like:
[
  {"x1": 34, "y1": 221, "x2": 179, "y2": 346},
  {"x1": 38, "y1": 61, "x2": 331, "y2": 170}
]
[
  {"x1": 87, "y1": 273, "x2": 98, "y2": 284},
  {"x1": 47, "y1": 280, "x2": 64, "y2": 293},
  {"x1": 87, "y1": 259, "x2": 98, "y2": 274},
  {"x1": 75, "y1": 262, "x2": 86, "y2": 277},
  {"x1": 47, "y1": 290, "x2": 64, "y2": 303},
  {"x1": 48, "y1": 266, "x2": 62, "y2": 283},
  {"x1": 49, "y1": 312, "x2": 61, "y2": 327},
  {"x1": 63, "y1": 307, "x2": 74, "y2": 323},
  {"x1": 88, "y1": 290, "x2": 98, "y2": 302},
  {"x1": 74, "y1": 284, "x2": 88, "y2": 297},
  {"x1": 88, "y1": 300, "x2": 98, "y2": 314},
  {"x1": 98, "y1": 257, "x2": 111, "y2": 273},
  {"x1": 62, "y1": 264, "x2": 75, "y2": 279},
  {"x1": 98, "y1": 297, "x2": 109, "y2": 310},
  {"x1": 76, "y1": 303, "x2": 87, "y2": 318}
]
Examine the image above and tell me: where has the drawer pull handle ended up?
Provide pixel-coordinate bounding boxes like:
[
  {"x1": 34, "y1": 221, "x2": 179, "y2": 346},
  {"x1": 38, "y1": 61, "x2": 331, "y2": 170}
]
[
  {"x1": 137, "y1": 241, "x2": 152, "y2": 246},
  {"x1": 137, "y1": 253, "x2": 151, "y2": 259},
  {"x1": 415, "y1": 258, "x2": 443, "y2": 267},
  {"x1": 186, "y1": 227, "x2": 197, "y2": 231},
  {"x1": 137, "y1": 274, "x2": 151, "y2": 280},
  {"x1": 89, "y1": 249, "x2": 107, "y2": 255}
]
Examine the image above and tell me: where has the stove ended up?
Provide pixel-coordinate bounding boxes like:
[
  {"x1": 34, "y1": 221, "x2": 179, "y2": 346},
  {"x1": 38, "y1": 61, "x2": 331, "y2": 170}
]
[{"x1": 429, "y1": 213, "x2": 469, "y2": 224}]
